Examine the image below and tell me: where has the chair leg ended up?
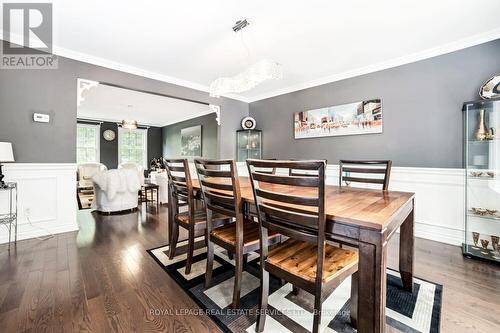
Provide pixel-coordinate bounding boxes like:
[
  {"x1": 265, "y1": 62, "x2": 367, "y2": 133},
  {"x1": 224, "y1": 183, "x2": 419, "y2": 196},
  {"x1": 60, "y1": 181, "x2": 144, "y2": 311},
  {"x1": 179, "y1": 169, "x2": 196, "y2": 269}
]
[
  {"x1": 228, "y1": 252, "x2": 234, "y2": 260},
  {"x1": 312, "y1": 293, "x2": 323, "y2": 333},
  {"x1": 292, "y1": 285, "x2": 300, "y2": 296},
  {"x1": 255, "y1": 270, "x2": 269, "y2": 333},
  {"x1": 243, "y1": 253, "x2": 248, "y2": 268},
  {"x1": 231, "y1": 251, "x2": 244, "y2": 309},
  {"x1": 205, "y1": 236, "x2": 215, "y2": 288},
  {"x1": 168, "y1": 222, "x2": 179, "y2": 259},
  {"x1": 185, "y1": 227, "x2": 195, "y2": 275}
]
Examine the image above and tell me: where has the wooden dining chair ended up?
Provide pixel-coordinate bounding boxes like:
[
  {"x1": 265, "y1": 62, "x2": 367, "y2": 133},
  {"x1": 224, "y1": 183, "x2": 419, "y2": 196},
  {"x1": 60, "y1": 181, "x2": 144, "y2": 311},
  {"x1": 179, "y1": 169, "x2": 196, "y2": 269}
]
[
  {"x1": 254, "y1": 158, "x2": 277, "y2": 175},
  {"x1": 288, "y1": 159, "x2": 325, "y2": 177},
  {"x1": 165, "y1": 158, "x2": 231, "y2": 275},
  {"x1": 194, "y1": 158, "x2": 281, "y2": 309},
  {"x1": 247, "y1": 159, "x2": 359, "y2": 333},
  {"x1": 339, "y1": 160, "x2": 392, "y2": 190}
]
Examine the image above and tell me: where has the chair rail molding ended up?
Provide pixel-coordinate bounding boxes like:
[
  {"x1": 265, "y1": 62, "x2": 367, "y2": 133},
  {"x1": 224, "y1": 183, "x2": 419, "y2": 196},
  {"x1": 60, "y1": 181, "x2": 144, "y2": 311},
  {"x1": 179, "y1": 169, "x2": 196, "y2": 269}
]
[
  {"x1": 235, "y1": 162, "x2": 465, "y2": 246},
  {"x1": 0, "y1": 163, "x2": 79, "y2": 244}
]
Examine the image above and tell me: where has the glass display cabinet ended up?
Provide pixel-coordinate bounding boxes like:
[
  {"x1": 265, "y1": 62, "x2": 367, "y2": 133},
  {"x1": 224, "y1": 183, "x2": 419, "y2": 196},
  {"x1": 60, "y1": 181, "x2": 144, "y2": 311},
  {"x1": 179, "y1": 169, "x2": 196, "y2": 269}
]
[
  {"x1": 463, "y1": 99, "x2": 500, "y2": 264},
  {"x1": 237, "y1": 129, "x2": 262, "y2": 162}
]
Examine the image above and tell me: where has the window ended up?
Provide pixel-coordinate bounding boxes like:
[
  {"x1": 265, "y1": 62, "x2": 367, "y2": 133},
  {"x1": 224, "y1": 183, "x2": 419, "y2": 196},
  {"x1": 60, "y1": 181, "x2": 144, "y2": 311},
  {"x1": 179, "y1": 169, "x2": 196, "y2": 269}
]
[
  {"x1": 119, "y1": 127, "x2": 148, "y2": 167},
  {"x1": 76, "y1": 123, "x2": 100, "y2": 164}
]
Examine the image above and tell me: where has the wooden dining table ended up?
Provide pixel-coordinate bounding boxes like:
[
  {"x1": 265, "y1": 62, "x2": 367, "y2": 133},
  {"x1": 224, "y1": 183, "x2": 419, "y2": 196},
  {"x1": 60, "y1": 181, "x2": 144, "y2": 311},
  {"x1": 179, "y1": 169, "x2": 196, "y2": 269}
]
[{"x1": 167, "y1": 176, "x2": 415, "y2": 333}]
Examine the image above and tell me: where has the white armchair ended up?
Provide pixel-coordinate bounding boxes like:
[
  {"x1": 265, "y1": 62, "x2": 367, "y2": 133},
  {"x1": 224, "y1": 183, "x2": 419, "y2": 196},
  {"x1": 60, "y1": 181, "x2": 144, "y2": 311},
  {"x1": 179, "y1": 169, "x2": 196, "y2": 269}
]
[
  {"x1": 91, "y1": 168, "x2": 142, "y2": 213},
  {"x1": 77, "y1": 163, "x2": 107, "y2": 189},
  {"x1": 118, "y1": 162, "x2": 145, "y2": 184}
]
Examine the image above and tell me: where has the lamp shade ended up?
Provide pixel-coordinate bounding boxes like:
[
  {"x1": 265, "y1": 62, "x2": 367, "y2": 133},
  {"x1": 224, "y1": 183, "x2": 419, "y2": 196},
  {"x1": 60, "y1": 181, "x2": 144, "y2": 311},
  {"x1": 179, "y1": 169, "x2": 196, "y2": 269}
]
[{"x1": 0, "y1": 142, "x2": 14, "y2": 162}]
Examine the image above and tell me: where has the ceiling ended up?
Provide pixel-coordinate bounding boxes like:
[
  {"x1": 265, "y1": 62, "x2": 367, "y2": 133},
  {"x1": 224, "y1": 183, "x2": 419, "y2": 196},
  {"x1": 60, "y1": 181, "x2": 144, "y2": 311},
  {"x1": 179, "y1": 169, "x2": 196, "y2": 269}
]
[
  {"x1": 5, "y1": 1, "x2": 500, "y2": 102},
  {"x1": 77, "y1": 83, "x2": 214, "y2": 127}
]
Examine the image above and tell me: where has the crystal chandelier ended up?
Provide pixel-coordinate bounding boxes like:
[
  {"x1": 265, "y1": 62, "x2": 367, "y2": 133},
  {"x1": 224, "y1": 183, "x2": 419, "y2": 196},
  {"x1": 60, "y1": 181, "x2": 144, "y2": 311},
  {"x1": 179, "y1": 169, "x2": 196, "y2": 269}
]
[
  {"x1": 210, "y1": 59, "x2": 282, "y2": 97},
  {"x1": 209, "y1": 20, "x2": 283, "y2": 98}
]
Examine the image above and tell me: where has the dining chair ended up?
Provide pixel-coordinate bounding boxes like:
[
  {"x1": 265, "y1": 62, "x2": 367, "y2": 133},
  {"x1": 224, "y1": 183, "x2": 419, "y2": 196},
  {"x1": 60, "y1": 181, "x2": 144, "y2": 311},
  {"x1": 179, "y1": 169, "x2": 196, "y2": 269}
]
[
  {"x1": 255, "y1": 158, "x2": 277, "y2": 175},
  {"x1": 288, "y1": 158, "x2": 325, "y2": 177},
  {"x1": 247, "y1": 159, "x2": 359, "y2": 333},
  {"x1": 339, "y1": 160, "x2": 392, "y2": 190},
  {"x1": 194, "y1": 158, "x2": 281, "y2": 309},
  {"x1": 165, "y1": 158, "x2": 231, "y2": 275}
]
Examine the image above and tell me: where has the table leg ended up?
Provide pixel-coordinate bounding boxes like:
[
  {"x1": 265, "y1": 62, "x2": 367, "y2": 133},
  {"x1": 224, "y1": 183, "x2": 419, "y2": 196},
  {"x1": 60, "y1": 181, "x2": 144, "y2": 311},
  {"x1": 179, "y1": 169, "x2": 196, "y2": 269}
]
[
  {"x1": 157, "y1": 188, "x2": 160, "y2": 210},
  {"x1": 399, "y1": 201, "x2": 414, "y2": 292},
  {"x1": 357, "y1": 233, "x2": 387, "y2": 333}
]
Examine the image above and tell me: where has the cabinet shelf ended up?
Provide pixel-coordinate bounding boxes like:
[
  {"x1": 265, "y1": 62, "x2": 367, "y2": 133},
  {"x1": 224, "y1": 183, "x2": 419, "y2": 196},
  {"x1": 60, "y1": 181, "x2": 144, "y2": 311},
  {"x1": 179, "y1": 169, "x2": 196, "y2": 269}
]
[
  {"x1": 467, "y1": 213, "x2": 500, "y2": 222},
  {"x1": 237, "y1": 129, "x2": 262, "y2": 162},
  {"x1": 463, "y1": 100, "x2": 500, "y2": 265}
]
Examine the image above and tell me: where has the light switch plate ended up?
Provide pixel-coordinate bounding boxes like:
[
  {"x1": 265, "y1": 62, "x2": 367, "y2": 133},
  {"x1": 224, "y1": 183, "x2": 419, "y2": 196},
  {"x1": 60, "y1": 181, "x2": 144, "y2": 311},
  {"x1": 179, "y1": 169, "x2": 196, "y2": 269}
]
[{"x1": 33, "y1": 113, "x2": 50, "y2": 123}]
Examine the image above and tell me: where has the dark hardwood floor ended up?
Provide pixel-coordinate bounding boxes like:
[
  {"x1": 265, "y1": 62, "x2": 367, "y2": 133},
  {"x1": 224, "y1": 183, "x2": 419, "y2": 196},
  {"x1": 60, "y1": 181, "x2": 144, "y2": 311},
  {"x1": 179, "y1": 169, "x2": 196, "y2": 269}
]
[{"x1": 0, "y1": 203, "x2": 499, "y2": 332}]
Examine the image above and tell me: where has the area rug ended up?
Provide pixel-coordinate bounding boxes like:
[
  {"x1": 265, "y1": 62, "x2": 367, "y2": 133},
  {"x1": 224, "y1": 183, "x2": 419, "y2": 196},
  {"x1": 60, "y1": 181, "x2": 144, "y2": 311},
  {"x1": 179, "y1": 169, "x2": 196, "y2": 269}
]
[{"x1": 148, "y1": 240, "x2": 442, "y2": 333}]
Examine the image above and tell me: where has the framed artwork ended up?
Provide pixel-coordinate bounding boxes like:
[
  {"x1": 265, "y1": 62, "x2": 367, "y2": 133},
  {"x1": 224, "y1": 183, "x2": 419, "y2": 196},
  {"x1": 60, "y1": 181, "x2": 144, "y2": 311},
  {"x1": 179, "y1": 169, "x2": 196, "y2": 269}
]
[
  {"x1": 294, "y1": 99, "x2": 382, "y2": 139},
  {"x1": 181, "y1": 125, "x2": 202, "y2": 156}
]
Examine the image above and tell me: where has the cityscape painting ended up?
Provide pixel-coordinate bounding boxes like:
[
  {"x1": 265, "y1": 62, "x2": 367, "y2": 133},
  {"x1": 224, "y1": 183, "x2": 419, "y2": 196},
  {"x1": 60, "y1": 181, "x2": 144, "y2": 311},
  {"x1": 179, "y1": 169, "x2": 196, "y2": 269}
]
[{"x1": 294, "y1": 99, "x2": 382, "y2": 139}]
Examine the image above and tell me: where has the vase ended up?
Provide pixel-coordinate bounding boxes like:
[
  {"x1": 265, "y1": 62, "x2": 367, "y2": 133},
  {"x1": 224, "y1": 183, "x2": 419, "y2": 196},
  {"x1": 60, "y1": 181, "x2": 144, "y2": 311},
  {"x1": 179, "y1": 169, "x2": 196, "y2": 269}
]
[{"x1": 475, "y1": 109, "x2": 489, "y2": 141}]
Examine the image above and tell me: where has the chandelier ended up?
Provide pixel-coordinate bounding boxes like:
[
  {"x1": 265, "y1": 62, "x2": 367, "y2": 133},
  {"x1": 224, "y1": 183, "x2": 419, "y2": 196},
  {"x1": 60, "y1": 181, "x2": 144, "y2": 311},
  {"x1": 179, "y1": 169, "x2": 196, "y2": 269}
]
[
  {"x1": 210, "y1": 59, "x2": 282, "y2": 97},
  {"x1": 209, "y1": 20, "x2": 283, "y2": 98},
  {"x1": 121, "y1": 119, "x2": 138, "y2": 129}
]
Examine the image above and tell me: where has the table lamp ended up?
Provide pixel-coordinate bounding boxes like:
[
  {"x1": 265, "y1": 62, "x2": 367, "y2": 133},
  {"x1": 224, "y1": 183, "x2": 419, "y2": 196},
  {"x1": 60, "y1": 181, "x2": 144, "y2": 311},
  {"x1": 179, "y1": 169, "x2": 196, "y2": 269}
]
[{"x1": 0, "y1": 142, "x2": 14, "y2": 188}]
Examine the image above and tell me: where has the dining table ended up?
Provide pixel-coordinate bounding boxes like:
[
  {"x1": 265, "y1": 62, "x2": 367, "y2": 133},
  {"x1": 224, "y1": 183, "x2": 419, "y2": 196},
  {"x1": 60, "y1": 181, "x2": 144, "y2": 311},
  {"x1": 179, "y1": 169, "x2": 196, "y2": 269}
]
[{"x1": 167, "y1": 176, "x2": 415, "y2": 333}]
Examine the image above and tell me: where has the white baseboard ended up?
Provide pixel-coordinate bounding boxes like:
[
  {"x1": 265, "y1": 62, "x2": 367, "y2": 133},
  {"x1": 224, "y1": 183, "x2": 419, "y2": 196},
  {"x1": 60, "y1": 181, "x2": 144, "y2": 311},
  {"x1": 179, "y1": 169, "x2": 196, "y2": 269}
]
[
  {"x1": 0, "y1": 163, "x2": 79, "y2": 244},
  {"x1": 236, "y1": 162, "x2": 465, "y2": 246}
]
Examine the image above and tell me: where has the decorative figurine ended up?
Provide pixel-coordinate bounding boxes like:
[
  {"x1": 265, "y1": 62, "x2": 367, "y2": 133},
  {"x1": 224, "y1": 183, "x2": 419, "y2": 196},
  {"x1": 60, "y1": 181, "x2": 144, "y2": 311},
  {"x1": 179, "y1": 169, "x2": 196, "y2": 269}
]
[
  {"x1": 472, "y1": 232, "x2": 480, "y2": 248},
  {"x1": 480, "y1": 239, "x2": 490, "y2": 254}
]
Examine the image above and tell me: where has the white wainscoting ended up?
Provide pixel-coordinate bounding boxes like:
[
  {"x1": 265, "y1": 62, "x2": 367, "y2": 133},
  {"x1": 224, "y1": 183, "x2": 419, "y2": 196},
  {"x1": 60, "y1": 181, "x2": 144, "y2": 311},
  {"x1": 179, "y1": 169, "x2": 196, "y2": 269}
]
[
  {"x1": 0, "y1": 163, "x2": 79, "y2": 244},
  {"x1": 235, "y1": 162, "x2": 465, "y2": 246}
]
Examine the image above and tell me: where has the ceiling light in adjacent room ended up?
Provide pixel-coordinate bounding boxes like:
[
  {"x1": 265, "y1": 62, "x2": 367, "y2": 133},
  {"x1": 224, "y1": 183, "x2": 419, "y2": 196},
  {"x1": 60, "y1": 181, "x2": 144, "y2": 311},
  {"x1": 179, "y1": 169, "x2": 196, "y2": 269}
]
[{"x1": 121, "y1": 119, "x2": 138, "y2": 129}]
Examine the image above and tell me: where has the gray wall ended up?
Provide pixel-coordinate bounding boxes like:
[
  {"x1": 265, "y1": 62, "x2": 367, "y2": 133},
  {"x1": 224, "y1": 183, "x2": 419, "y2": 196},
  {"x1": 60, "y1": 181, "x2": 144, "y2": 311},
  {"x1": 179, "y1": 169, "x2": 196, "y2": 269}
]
[
  {"x1": 0, "y1": 41, "x2": 248, "y2": 163},
  {"x1": 99, "y1": 121, "x2": 119, "y2": 169},
  {"x1": 162, "y1": 113, "x2": 218, "y2": 159},
  {"x1": 148, "y1": 126, "x2": 163, "y2": 165},
  {"x1": 249, "y1": 39, "x2": 500, "y2": 168}
]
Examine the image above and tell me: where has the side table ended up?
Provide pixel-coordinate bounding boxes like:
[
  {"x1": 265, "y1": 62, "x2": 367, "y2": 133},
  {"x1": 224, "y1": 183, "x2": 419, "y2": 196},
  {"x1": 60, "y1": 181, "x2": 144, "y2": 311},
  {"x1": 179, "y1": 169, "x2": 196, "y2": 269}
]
[{"x1": 0, "y1": 182, "x2": 18, "y2": 251}]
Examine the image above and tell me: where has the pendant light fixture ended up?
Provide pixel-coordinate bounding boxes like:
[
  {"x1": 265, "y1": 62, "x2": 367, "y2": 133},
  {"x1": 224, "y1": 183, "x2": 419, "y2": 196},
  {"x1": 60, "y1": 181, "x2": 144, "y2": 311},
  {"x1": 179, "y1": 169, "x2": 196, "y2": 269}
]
[{"x1": 209, "y1": 19, "x2": 283, "y2": 98}]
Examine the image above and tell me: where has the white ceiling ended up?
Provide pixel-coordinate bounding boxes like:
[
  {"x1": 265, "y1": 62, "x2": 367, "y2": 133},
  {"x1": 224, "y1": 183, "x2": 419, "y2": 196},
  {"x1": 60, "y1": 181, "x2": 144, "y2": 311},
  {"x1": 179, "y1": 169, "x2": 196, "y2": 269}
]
[
  {"x1": 77, "y1": 83, "x2": 213, "y2": 127},
  {"x1": 6, "y1": 1, "x2": 500, "y2": 102}
]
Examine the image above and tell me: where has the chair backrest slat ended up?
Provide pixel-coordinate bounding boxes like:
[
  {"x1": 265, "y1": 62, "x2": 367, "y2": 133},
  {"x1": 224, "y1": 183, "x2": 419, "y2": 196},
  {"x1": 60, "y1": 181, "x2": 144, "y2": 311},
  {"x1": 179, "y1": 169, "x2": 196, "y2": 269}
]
[
  {"x1": 255, "y1": 188, "x2": 319, "y2": 206},
  {"x1": 339, "y1": 160, "x2": 392, "y2": 190},
  {"x1": 253, "y1": 172, "x2": 320, "y2": 187},
  {"x1": 200, "y1": 179, "x2": 234, "y2": 191},
  {"x1": 247, "y1": 159, "x2": 326, "y2": 243},
  {"x1": 165, "y1": 158, "x2": 194, "y2": 217},
  {"x1": 194, "y1": 159, "x2": 241, "y2": 218}
]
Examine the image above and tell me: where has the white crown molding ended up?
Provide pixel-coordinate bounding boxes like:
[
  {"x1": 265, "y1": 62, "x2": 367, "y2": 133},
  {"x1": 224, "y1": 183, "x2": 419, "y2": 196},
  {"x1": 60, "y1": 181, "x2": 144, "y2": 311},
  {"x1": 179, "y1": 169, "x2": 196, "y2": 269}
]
[
  {"x1": 0, "y1": 29, "x2": 251, "y2": 103},
  {"x1": 245, "y1": 27, "x2": 500, "y2": 102},
  {"x1": 3, "y1": 27, "x2": 500, "y2": 104}
]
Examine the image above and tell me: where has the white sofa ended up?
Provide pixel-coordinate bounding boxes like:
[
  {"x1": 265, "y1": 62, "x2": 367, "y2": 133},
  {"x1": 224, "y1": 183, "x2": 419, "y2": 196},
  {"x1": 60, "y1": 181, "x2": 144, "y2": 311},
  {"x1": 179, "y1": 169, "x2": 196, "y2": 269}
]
[
  {"x1": 91, "y1": 168, "x2": 142, "y2": 213},
  {"x1": 77, "y1": 163, "x2": 107, "y2": 189}
]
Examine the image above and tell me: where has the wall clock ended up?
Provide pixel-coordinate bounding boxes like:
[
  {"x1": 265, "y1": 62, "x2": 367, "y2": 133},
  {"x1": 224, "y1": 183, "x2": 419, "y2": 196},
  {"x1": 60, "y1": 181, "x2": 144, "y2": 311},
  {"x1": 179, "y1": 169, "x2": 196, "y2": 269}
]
[
  {"x1": 241, "y1": 116, "x2": 256, "y2": 130},
  {"x1": 103, "y1": 129, "x2": 116, "y2": 141}
]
